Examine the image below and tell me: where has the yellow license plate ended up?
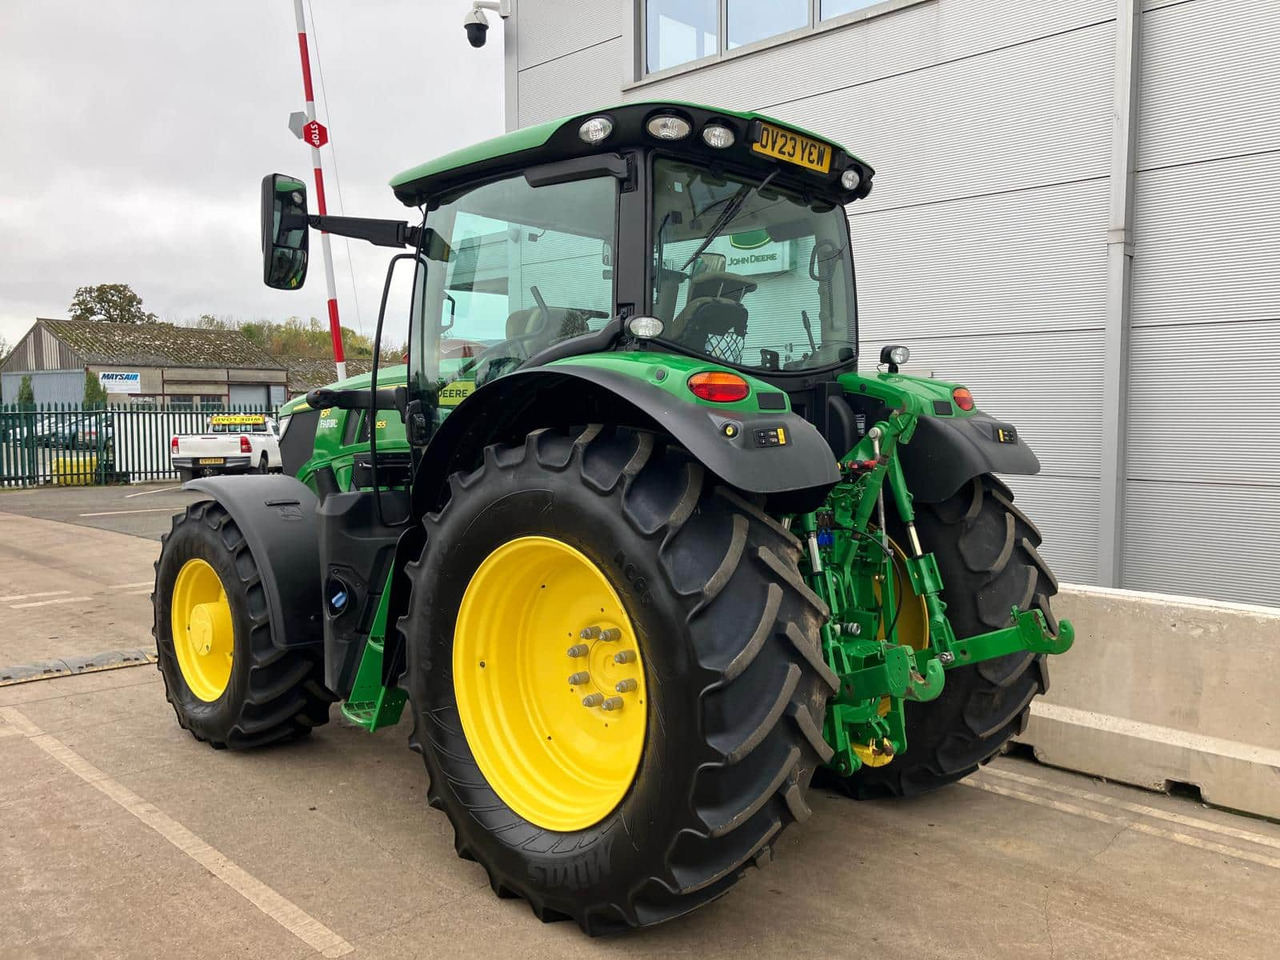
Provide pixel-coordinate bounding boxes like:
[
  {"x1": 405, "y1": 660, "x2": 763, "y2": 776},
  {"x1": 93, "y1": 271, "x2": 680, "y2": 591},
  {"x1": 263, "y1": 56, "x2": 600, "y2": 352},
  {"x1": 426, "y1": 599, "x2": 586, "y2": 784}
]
[
  {"x1": 752, "y1": 122, "x2": 833, "y2": 173},
  {"x1": 198, "y1": 457, "x2": 224, "y2": 465},
  {"x1": 438, "y1": 380, "x2": 475, "y2": 408}
]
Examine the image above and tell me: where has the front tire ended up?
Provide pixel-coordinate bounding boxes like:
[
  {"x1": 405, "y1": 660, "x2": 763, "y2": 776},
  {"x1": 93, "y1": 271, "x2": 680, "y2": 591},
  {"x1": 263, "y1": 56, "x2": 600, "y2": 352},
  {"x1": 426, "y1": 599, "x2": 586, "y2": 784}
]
[
  {"x1": 153, "y1": 500, "x2": 334, "y2": 748},
  {"x1": 401, "y1": 426, "x2": 836, "y2": 933},
  {"x1": 823, "y1": 475, "x2": 1058, "y2": 799}
]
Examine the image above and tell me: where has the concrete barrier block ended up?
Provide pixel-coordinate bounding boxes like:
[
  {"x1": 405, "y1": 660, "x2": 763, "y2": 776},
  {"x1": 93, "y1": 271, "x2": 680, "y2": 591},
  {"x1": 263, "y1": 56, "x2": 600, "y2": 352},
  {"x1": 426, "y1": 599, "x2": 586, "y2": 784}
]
[{"x1": 1015, "y1": 584, "x2": 1280, "y2": 819}]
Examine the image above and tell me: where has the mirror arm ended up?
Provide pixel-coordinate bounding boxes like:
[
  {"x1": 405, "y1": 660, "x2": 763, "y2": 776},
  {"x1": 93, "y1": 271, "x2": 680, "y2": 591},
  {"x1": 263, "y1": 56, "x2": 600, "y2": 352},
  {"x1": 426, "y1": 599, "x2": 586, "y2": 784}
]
[
  {"x1": 305, "y1": 386, "x2": 401, "y2": 412},
  {"x1": 307, "y1": 215, "x2": 417, "y2": 248}
]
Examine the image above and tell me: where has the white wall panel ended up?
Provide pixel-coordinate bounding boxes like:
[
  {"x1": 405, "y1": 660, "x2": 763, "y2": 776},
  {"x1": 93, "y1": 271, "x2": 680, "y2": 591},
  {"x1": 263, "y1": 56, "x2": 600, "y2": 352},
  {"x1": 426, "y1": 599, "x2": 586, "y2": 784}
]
[
  {"x1": 1123, "y1": 480, "x2": 1280, "y2": 606},
  {"x1": 1002, "y1": 475, "x2": 1100, "y2": 584},
  {"x1": 1130, "y1": 153, "x2": 1280, "y2": 329},
  {"x1": 516, "y1": 0, "x2": 625, "y2": 70},
  {"x1": 1138, "y1": 0, "x2": 1280, "y2": 171},
  {"x1": 1127, "y1": 319, "x2": 1280, "y2": 486},
  {"x1": 780, "y1": 21, "x2": 1114, "y2": 212},
  {"x1": 517, "y1": 37, "x2": 628, "y2": 125},
  {"x1": 852, "y1": 177, "x2": 1108, "y2": 340}
]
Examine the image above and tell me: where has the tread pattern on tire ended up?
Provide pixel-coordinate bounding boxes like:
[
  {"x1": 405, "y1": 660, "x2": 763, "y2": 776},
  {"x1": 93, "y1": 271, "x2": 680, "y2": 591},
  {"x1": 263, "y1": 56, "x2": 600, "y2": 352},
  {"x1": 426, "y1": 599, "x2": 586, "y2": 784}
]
[
  {"x1": 826, "y1": 474, "x2": 1057, "y2": 800},
  {"x1": 153, "y1": 500, "x2": 333, "y2": 749},
  {"x1": 402, "y1": 426, "x2": 835, "y2": 933}
]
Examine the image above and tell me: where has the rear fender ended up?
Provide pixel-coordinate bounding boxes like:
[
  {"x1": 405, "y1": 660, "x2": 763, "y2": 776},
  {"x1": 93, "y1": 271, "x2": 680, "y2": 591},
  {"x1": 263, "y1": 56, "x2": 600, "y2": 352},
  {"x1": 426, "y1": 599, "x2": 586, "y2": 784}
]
[
  {"x1": 185, "y1": 475, "x2": 323, "y2": 650},
  {"x1": 410, "y1": 363, "x2": 841, "y2": 517},
  {"x1": 897, "y1": 411, "x2": 1040, "y2": 502}
]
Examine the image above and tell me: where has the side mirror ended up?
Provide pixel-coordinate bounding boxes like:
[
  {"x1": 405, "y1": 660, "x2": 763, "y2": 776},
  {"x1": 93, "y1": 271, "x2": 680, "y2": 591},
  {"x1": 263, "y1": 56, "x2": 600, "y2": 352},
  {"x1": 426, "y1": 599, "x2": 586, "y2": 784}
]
[{"x1": 261, "y1": 173, "x2": 310, "y2": 290}]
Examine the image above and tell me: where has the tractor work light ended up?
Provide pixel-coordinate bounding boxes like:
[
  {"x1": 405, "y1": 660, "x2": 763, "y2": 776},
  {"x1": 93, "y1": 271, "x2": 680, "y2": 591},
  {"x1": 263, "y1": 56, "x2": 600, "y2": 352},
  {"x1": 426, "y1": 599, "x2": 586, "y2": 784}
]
[
  {"x1": 646, "y1": 115, "x2": 691, "y2": 140},
  {"x1": 840, "y1": 168, "x2": 862, "y2": 190},
  {"x1": 952, "y1": 387, "x2": 975, "y2": 411},
  {"x1": 627, "y1": 315, "x2": 664, "y2": 338},
  {"x1": 688, "y1": 371, "x2": 750, "y2": 403},
  {"x1": 578, "y1": 116, "x2": 614, "y2": 144},
  {"x1": 880, "y1": 344, "x2": 910, "y2": 371},
  {"x1": 701, "y1": 124, "x2": 735, "y2": 149}
]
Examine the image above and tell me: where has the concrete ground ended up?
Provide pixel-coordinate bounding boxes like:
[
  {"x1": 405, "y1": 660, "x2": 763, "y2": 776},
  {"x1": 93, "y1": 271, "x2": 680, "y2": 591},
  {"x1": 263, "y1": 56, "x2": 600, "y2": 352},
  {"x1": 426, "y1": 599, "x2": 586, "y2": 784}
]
[
  {"x1": 0, "y1": 481, "x2": 201, "y2": 540},
  {"x1": 1, "y1": 486, "x2": 1278, "y2": 959}
]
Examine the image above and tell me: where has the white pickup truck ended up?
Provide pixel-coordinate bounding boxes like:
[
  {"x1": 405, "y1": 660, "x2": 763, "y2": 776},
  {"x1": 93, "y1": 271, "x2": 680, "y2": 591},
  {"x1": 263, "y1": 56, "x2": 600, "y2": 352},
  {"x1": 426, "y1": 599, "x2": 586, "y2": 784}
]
[{"x1": 170, "y1": 413, "x2": 282, "y2": 481}]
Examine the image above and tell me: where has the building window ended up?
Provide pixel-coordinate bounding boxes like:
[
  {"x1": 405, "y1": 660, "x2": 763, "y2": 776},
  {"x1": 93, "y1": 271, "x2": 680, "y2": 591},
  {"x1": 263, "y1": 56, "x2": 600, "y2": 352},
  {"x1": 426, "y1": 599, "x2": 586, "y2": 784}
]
[
  {"x1": 643, "y1": 0, "x2": 903, "y2": 75},
  {"x1": 728, "y1": 0, "x2": 808, "y2": 49},
  {"x1": 821, "y1": 0, "x2": 882, "y2": 20},
  {"x1": 168, "y1": 395, "x2": 194, "y2": 410},
  {"x1": 646, "y1": 0, "x2": 718, "y2": 73},
  {"x1": 199, "y1": 396, "x2": 225, "y2": 410}
]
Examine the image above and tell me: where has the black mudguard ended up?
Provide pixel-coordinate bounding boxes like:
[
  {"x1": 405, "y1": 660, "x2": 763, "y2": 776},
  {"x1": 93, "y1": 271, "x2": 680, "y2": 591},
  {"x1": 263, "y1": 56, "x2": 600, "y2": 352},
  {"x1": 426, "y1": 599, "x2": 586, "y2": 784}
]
[
  {"x1": 185, "y1": 476, "x2": 323, "y2": 650},
  {"x1": 898, "y1": 411, "x2": 1041, "y2": 503},
  {"x1": 412, "y1": 366, "x2": 842, "y2": 515}
]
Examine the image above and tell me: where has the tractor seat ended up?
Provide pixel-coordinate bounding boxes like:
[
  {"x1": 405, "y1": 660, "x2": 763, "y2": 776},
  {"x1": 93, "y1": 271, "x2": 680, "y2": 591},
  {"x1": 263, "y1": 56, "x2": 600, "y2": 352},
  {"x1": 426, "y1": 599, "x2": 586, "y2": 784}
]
[{"x1": 505, "y1": 305, "x2": 595, "y2": 353}]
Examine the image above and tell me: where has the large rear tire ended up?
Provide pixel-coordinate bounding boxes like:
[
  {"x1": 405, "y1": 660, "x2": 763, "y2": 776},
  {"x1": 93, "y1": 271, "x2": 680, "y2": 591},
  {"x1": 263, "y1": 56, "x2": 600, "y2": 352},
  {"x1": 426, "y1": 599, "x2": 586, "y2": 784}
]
[
  {"x1": 401, "y1": 426, "x2": 837, "y2": 933},
  {"x1": 153, "y1": 500, "x2": 334, "y2": 749},
  {"x1": 821, "y1": 475, "x2": 1058, "y2": 799}
]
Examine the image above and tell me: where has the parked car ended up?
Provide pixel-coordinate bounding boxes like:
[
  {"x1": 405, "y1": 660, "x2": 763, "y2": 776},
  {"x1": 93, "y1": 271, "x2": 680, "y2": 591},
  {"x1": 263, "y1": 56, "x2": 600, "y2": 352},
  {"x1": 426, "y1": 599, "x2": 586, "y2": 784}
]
[{"x1": 170, "y1": 413, "x2": 281, "y2": 481}]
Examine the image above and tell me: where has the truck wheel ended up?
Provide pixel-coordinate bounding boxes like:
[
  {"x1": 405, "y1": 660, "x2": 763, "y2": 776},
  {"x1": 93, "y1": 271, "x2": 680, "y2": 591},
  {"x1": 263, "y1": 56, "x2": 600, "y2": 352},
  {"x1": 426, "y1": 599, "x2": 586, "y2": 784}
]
[
  {"x1": 153, "y1": 500, "x2": 333, "y2": 749},
  {"x1": 257, "y1": 453, "x2": 270, "y2": 474},
  {"x1": 823, "y1": 475, "x2": 1057, "y2": 799},
  {"x1": 401, "y1": 426, "x2": 836, "y2": 933}
]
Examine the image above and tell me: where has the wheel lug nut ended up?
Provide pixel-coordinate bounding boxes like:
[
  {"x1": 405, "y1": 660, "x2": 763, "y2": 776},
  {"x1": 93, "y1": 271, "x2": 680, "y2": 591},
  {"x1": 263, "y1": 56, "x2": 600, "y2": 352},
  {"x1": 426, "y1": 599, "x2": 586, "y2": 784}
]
[
  {"x1": 580, "y1": 626, "x2": 601, "y2": 639},
  {"x1": 568, "y1": 672, "x2": 590, "y2": 685},
  {"x1": 582, "y1": 693, "x2": 604, "y2": 707},
  {"x1": 566, "y1": 644, "x2": 589, "y2": 657},
  {"x1": 613, "y1": 650, "x2": 636, "y2": 664},
  {"x1": 598, "y1": 628, "x2": 622, "y2": 642},
  {"x1": 602, "y1": 697, "x2": 624, "y2": 711},
  {"x1": 615, "y1": 679, "x2": 637, "y2": 693}
]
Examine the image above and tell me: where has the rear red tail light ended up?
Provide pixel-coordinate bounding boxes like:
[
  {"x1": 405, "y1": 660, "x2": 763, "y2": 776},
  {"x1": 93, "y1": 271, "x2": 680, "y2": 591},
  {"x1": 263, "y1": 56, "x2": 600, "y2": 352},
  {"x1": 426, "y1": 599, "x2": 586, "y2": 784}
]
[
  {"x1": 239, "y1": 435, "x2": 252, "y2": 454},
  {"x1": 688, "y1": 371, "x2": 750, "y2": 403},
  {"x1": 952, "y1": 387, "x2": 975, "y2": 412},
  {"x1": 170, "y1": 436, "x2": 179, "y2": 454}
]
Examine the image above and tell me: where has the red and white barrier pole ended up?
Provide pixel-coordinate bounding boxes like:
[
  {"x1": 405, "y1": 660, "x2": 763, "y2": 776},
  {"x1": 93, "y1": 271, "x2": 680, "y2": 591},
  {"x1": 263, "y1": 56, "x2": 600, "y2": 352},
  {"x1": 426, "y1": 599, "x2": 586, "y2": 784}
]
[{"x1": 293, "y1": 0, "x2": 346, "y2": 381}]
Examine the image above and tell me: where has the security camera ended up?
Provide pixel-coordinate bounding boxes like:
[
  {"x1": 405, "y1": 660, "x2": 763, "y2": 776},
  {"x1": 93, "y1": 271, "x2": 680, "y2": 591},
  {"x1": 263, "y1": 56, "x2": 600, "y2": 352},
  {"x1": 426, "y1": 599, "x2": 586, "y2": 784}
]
[
  {"x1": 463, "y1": 8, "x2": 489, "y2": 47},
  {"x1": 463, "y1": 1, "x2": 510, "y2": 49}
]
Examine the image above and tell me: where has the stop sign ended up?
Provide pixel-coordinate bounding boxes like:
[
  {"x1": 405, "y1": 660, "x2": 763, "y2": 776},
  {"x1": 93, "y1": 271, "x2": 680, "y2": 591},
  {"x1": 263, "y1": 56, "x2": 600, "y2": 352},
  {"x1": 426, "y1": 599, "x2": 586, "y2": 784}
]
[{"x1": 302, "y1": 120, "x2": 329, "y2": 149}]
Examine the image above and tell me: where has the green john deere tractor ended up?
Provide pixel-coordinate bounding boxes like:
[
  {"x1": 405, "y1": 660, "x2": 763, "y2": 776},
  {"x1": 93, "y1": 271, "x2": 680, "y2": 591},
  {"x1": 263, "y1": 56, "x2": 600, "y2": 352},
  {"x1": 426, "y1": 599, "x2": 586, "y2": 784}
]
[{"x1": 154, "y1": 102, "x2": 1073, "y2": 933}]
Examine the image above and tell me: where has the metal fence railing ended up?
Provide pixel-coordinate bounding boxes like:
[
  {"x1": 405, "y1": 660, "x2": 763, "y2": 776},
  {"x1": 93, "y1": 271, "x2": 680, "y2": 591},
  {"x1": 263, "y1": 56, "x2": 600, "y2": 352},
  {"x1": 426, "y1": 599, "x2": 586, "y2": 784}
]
[{"x1": 0, "y1": 403, "x2": 277, "y2": 489}]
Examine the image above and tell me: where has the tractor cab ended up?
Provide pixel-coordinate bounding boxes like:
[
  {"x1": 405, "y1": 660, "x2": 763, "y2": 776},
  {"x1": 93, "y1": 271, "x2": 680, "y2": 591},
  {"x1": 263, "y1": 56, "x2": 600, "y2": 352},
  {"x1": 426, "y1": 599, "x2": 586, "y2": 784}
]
[
  {"x1": 387, "y1": 104, "x2": 873, "y2": 405},
  {"x1": 264, "y1": 103, "x2": 875, "y2": 465}
]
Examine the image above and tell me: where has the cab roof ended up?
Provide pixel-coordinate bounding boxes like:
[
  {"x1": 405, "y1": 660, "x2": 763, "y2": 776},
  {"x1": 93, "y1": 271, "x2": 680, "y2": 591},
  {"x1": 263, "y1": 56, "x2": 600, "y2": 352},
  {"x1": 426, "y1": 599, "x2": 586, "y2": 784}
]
[{"x1": 389, "y1": 101, "x2": 873, "y2": 208}]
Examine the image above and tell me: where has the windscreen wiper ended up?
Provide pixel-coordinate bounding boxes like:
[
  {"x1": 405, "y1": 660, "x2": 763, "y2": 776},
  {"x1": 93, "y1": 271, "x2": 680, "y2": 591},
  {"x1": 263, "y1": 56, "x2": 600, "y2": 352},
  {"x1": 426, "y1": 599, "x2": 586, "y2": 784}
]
[{"x1": 680, "y1": 170, "x2": 777, "y2": 271}]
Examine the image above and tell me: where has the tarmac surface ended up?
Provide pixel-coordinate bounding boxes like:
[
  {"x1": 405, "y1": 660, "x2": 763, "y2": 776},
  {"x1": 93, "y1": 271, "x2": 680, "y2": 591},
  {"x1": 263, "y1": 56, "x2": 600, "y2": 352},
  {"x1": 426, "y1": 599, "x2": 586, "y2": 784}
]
[{"x1": 2, "y1": 485, "x2": 1279, "y2": 959}]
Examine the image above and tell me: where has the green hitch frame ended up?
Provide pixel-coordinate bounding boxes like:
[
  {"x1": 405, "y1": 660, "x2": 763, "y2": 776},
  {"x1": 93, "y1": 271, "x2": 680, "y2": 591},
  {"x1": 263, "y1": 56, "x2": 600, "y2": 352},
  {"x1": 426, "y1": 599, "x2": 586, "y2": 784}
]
[{"x1": 798, "y1": 409, "x2": 1073, "y2": 777}]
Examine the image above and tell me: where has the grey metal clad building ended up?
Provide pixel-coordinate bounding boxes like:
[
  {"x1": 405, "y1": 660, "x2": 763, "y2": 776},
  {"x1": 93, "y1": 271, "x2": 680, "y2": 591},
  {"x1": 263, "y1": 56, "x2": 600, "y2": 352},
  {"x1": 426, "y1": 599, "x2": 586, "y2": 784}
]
[
  {"x1": 1, "y1": 318, "x2": 288, "y2": 409},
  {"x1": 501, "y1": 0, "x2": 1280, "y2": 607}
]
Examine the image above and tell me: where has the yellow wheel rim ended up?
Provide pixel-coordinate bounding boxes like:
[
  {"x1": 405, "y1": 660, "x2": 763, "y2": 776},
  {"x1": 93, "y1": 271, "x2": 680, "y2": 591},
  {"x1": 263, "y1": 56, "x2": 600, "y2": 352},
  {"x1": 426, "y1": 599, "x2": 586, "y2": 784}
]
[
  {"x1": 857, "y1": 534, "x2": 930, "y2": 768},
  {"x1": 170, "y1": 558, "x2": 235, "y2": 702},
  {"x1": 453, "y1": 536, "x2": 647, "y2": 832}
]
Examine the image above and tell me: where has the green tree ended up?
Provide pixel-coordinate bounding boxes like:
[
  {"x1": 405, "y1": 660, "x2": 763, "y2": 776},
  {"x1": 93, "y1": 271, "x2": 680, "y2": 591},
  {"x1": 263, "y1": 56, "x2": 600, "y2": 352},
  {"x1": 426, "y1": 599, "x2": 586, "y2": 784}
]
[
  {"x1": 0, "y1": 335, "x2": 10, "y2": 363},
  {"x1": 17, "y1": 374, "x2": 35, "y2": 408},
  {"x1": 83, "y1": 369, "x2": 109, "y2": 408},
  {"x1": 69, "y1": 284, "x2": 158, "y2": 324}
]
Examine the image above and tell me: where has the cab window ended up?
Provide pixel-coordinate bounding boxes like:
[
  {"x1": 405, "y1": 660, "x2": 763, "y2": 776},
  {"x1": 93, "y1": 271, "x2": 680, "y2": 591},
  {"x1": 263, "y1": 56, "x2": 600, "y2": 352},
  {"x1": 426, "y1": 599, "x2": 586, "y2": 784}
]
[{"x1": 411, "y1": 173, "x2": 617, "y2": 399}]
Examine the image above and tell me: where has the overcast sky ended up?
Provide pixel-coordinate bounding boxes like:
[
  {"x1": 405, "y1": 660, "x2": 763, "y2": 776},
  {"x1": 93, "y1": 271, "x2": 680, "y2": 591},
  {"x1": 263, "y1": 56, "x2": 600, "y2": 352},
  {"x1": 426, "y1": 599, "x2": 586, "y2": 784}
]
[{"x1": 0, "y1": 0, "x2": 506, "y2": 348}]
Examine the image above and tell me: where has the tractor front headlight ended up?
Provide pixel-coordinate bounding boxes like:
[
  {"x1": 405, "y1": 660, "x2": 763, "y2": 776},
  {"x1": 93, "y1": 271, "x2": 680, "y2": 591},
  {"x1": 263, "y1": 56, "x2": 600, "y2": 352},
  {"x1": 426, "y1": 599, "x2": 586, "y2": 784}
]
[
  {"x1": 701, "y1": 124, "x2": 735, "y2": 149},
  {"x1": 841, "y1": 168, "x2": 862, "y2": 190},
  {"x1": 578, "y1": 116, "x2": 614, "y2": 144},
  {"x1": 646, "y1": 115, "x2": 691, "y2": 141}
]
